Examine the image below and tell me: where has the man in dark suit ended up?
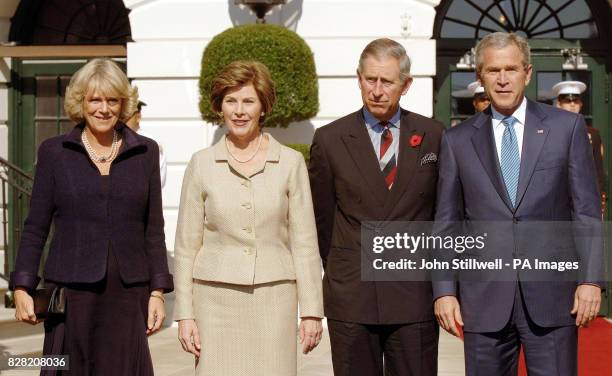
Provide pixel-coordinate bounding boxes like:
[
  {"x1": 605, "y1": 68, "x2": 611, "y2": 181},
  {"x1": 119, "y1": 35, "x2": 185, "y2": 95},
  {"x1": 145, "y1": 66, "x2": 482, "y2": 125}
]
[
  {"x1": 433, "y1": 32, "x2": 604, "y2": 376},
  {"x1": 308, "y1": 38, "x2": 443, "y2": 376}
]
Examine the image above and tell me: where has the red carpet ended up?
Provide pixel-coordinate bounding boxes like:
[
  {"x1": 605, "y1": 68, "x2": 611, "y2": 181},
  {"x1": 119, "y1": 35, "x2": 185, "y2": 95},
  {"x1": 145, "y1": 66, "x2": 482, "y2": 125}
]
[{"x1": 518, "y1": 317, "x2": 612, "y2": 375}]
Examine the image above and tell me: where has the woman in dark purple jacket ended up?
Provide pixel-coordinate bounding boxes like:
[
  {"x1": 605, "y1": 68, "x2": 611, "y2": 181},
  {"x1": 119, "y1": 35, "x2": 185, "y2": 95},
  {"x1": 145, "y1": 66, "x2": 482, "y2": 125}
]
[{"x1": 10, "y1": 58, "x2": 173, "y2": 375}]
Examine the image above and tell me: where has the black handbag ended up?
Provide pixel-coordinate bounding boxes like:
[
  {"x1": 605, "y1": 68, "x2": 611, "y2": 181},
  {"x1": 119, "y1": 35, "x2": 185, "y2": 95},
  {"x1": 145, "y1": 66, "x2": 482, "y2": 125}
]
[{"x1": 32, "y1": 287, "x2": 66, "y2": 319}]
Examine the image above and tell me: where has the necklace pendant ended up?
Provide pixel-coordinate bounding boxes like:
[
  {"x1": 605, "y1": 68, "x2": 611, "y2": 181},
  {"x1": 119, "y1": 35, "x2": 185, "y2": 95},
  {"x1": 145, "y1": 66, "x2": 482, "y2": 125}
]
[{"x1": 99, "y1": 157, "x2": 107, "y2": 163}]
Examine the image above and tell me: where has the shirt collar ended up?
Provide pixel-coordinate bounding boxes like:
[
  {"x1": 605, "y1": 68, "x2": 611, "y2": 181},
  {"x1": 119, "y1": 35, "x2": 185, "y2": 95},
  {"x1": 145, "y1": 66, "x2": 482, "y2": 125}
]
[
  {"x1": 214, "y1": 132, "x2": 280, "y2": 162},
  {"x1": 363, "y1": 107, "x2": 401, "y2": 132},
  {"x1": 491, "y1": 96, "x2": 527, "y2": 128}
]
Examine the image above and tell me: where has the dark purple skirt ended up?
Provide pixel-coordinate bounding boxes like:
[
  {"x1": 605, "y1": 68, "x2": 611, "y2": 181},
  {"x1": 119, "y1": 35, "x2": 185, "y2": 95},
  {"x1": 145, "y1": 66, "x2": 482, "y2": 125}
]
[{"x1": 42, "y1": 247, "x2": 153, "y2": 376}]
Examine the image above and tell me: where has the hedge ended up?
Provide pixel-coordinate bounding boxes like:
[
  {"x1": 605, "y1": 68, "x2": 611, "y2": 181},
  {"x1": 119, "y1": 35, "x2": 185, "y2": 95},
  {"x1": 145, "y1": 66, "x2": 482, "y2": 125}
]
[{"x1": 199, "y1": 24, "x2": 319, "y2": 128}]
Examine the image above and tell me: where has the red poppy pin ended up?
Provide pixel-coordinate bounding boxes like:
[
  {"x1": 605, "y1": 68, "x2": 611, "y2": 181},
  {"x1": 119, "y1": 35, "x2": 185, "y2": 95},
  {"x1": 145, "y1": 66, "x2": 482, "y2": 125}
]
[{"x1": 409, "y1": 134, "x2": 423, "y2": 148}]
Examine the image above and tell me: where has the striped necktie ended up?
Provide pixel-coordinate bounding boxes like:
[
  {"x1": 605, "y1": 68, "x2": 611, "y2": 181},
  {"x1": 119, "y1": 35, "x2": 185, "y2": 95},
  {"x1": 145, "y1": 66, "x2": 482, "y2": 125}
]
[
  {"x1": 500, "y1": 116, "x2": 520, "y2": 207},
  {"x1": 379, "y1": 122, "x2": 397, "y2": 189}
]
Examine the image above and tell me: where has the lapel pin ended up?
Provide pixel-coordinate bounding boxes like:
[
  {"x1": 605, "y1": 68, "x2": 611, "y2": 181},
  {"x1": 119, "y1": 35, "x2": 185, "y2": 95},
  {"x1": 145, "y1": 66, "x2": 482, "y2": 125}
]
[{"x1": 537, "y1": 129, "x2": 544, "y2": 134}]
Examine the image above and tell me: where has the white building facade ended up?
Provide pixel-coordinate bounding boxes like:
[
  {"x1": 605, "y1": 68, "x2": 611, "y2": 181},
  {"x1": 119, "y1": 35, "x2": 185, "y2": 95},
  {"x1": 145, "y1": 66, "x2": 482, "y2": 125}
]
[
  {"x1": 0, "y1": 0, "x2": 439, "y2": 288},
  {"x1": 123, "y1": 0, "x2": 439, "y2": 251},
  {"x1": 2, "y1": 3, "x2": 612, "y2": 303}
]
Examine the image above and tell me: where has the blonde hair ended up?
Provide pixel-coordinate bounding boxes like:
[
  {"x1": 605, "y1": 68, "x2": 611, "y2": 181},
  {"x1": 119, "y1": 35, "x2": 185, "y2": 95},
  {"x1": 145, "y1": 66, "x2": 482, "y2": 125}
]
[
  {"x1": 357, "y1": 38, "x2": 412, "y2": 84},
  {"x1": 64, "y1": 58, "x2": 138, "y2": 123},
  {"x1": 210, "y1": 60, "x2": 276, "y2": 125},
  {"x1": 475, "y1": 32, "x2": 531, "y2": 74}
]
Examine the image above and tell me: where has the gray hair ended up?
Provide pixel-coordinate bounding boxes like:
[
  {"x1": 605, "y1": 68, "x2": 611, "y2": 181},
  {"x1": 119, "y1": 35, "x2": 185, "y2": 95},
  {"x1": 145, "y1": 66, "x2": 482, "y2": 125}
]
[
  {"x1": 357, "y1": 38, "x2": 412, "y2": 83},
  {"x1": 475, "y1": 32, "x2": 531, "y2": 74}
]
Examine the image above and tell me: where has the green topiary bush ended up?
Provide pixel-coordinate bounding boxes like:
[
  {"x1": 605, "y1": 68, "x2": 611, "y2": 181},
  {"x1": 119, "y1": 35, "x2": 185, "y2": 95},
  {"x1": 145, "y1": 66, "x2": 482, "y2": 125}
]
[{"x1": 199, "y1": 24, "x2": 319, "y2": 128}]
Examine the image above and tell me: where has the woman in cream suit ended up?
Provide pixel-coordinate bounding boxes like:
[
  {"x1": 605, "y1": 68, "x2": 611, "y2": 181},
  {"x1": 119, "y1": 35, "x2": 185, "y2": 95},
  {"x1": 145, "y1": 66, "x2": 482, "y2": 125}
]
[{"x1": 174, "y1": 61, "x2": 324, "y2": 376}]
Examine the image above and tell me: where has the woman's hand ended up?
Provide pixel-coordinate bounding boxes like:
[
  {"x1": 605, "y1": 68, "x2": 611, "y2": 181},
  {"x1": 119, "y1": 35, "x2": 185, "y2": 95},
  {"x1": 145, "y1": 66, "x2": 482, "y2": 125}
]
[
  {"x1": 146, "y1": 290, "x2": 165, "y2": 336},
  {"x1": 14, "y1": 288, "x2": 38, "y2": 324},
  {"x1": 299, "y1": 317, "x2": 323, "y2": 354},
  {"x1": 178, "y1": 319, "x2": 201, "y2": 357}
]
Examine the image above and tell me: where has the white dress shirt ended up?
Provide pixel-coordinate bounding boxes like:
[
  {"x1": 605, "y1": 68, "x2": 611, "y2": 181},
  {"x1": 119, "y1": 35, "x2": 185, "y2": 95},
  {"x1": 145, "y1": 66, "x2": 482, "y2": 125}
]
[{"x1": 491, "y1": 96, "x2": 527, "y2": 162}]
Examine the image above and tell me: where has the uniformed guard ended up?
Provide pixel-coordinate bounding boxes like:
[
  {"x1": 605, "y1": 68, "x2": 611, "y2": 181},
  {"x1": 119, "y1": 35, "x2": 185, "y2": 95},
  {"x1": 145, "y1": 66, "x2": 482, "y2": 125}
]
[
  {"x1": 468, "y1": 80, "x2": 490, "y2": 112},
  {"x1": 553, "y1": 80, "x2": 606, "y2": 217}
]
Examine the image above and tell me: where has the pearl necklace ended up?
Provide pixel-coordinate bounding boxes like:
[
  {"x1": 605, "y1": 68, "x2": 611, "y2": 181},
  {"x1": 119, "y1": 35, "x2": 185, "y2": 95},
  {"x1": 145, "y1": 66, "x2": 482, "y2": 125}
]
[
  {"x1": 81, "y1": 129, "x2": 119, "y2": 163},
  {"x1": 225, "y1": 133, "x2": 263, "y2": 163}
]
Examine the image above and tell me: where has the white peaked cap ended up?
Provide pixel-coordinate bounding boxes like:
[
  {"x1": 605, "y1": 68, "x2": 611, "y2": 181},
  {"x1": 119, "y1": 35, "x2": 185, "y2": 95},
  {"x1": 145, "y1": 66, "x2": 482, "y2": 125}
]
[
  {"x1": 552, "y1": 81, "x2": 587, "y2": 97},
  {"x1": 467, "y1": 81, "x2": 485, "y2": 96}
]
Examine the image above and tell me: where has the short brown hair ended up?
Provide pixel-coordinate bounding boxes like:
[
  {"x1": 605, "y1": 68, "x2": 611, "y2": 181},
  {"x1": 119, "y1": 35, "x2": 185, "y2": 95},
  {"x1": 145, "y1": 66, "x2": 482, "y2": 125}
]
[
  {"x1": 210, "y1": 61, "x2": 276, "y2": 124},
  {"x1": 357, "y1": 38, "x2": 412, "y2": 84},
  {"x1": 475, "y1": 32, "x2": 531, "y2": 74},
  {"x1": 64, "y1": 58, "x2": 138, "y2": 123}
]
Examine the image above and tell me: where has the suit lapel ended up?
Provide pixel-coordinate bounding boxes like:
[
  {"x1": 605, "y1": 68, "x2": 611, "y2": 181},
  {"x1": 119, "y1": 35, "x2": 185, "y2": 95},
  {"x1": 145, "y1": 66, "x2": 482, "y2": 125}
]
[
  {"x1": 515, "y1": 100, "x2": 549, "y2": 209},
  {"x1": 383, "y1": 110, "x2": 422, "y2": 215},
  {"x1": 341, "y1": 111, "x2": 389, "y2": 206},
  {"x1": 471, "y1": 111, "x2": 514, "y2": 212}
]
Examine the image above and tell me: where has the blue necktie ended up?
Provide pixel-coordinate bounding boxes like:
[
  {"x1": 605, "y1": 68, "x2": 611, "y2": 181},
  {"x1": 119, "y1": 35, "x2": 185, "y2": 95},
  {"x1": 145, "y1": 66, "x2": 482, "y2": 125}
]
[{"x1": 500, "y1": 116, "x2": 520, "y2": 207}]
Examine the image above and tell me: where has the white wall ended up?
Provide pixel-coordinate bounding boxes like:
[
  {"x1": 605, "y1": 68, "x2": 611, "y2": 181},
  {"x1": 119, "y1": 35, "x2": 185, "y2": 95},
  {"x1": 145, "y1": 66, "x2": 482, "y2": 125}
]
[{"x1": 126, "y1": 0, "x2": 440, "y2": 251}]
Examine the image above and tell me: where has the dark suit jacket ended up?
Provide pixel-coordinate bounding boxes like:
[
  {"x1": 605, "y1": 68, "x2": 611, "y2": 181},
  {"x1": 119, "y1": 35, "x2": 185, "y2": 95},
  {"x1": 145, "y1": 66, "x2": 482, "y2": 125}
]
[
  {"x1": 308, "y1": 108, "x2": 444, "y2": 324},
  {"x1": 9, "y1": 123, "x2": 174, "y2": 293},
  {"x1": 433, "y1": 100, "x2": 604, "y2": 332}
]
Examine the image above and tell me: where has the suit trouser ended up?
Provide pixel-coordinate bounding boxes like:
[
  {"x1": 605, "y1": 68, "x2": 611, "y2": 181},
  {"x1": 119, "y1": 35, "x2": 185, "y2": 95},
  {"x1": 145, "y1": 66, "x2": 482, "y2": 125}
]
[
  {"x1": 464, "y1": 284, "x2": 577, "y2": 376},
  {"x1": 327, "y1": 319, "x2": 438, "y2": 376}
]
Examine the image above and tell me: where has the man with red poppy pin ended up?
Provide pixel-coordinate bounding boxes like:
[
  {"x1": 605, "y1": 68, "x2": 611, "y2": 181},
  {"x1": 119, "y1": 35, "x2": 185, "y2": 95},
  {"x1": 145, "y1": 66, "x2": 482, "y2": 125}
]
[
  {"x1": 433, "y1": 32, "x2": 604, "y2": 376},
  {"x1": 308, "y1": 38, "x2": 444, "y2": 376}
]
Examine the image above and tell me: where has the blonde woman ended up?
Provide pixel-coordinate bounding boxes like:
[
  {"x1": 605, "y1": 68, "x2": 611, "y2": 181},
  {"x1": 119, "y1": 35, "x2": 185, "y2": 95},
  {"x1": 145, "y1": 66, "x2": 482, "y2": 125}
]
[
  {"x1": 174, "y1": 61, "x2": 323, "y2": 375},
  {"x1": 11, "y1": 58, "x2": 173, "y2": 375}
]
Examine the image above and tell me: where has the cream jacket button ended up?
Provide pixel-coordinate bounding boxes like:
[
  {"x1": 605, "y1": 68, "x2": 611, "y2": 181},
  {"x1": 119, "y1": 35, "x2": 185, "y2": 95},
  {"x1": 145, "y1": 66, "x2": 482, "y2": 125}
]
[
  {"x1": 242, "y1": 203, "x2": 252, "y2": 209},
  {"x1": 243, "y1": 226, "x2": 252, "y2": 233}
]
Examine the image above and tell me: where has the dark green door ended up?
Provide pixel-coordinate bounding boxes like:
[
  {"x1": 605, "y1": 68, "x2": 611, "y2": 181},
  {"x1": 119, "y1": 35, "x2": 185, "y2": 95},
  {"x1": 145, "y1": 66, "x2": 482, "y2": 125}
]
[
  {"x1": 10, "y1": 60, "x2": 84, "y2": 172},
  {"x1": 7, "y1": 60, "x2": 84, "y2": 280}
]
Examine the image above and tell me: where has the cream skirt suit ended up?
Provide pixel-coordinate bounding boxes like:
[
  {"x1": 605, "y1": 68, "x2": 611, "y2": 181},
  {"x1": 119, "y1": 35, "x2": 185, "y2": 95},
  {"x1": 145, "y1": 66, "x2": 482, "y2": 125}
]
[{"x1": 174, "y1": 134, "x2": 324, "y2": 376}]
